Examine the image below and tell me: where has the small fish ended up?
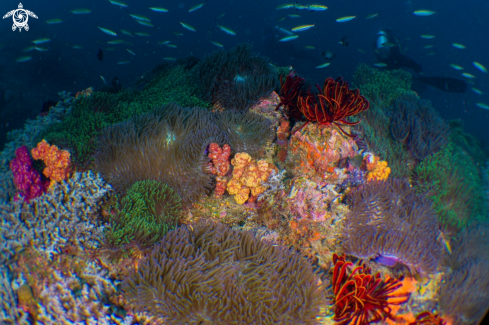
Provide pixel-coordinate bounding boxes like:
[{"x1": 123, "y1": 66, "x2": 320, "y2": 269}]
[
  {"x1": 46, "y1": 18, "x2": 63, "y2": 24},
  {"x1": 357, "y1": 48, "x2": 366, "y2": 54},
  {"x1": 291, "y1": 24, "x2": 314, "y2": 32},
  {"x1": 135, "y1": 32, "x2": 150, "y2": 37},
  {"x1": 157, "y1": 40, "x2": 171, "y2": 45},
  {"x1": 276, "y1": 4, "x2": 294, "y2": 10},
  {"x1": 217, "y1": 12, "x2": 226, "y2": 19},
  {"x1": 365, "y1": 13, "x2": 378, "y2": 19},
  {"x1": 180, "y1": 22, "x2": 196, "y2": 32},
  {"x1": 473, "y1": 62, "x2": 487, "y2": 73},
  {"x1": 71, "y1": 44, "x2": 83, "y2": 49},
  {"x1": 452, "y1": 43, "x2": 466, "y2": 49},
  {"x1": 173, "y1": 32, "x2": 184, "y2": 36},
  {"x1": 163, "y1": 57, "x2": 177, "y2": 61},
  {"x1": 339, "y1": 36, "x2": 349, "y2": 46},
  {"x1": 288, "y1": 14, "x2": 301, "y2": 18},
  {"x1": 117, "y1": 61, "x2": 130, "y2": 65},
  {"x1": 217, "y1": 25, "x2": 236, "y2": 35},
  {"x1": 304, "y1": 45, "x2": 315, "y2": 50},
  {"x1": 109, "y1": 0, "x2": 128, "y2": 8},
  {"x1": 107, "y1": 40, "x2": 125, "y2": 44},
  {"x1": 189, "y1": 3, "x2": 205, "y2": 12},
  {"x1": 149, "y1": 7, "x2": 168, "y2": 13},
  {"x1": 97, "y1": 48, "x2": 103, "y2": 61},
  {"x1": 129, "y1": 14, "x2": 151, "y2": 22},
  {"x1": 471, "y1": 87, "x2": 483, "y2": 95},
  {"x1": 100, "y1": 75, "x2": 107, "y2": 84},
  {"x1": 462, "y1": 72, "x2": 476, "y2": 79},
  {"x1": 336, "y1": 16, "x2": 356, "y2": 23},
  {"x1": 32, "y1": 38, "x2": 51, "y2": 44},
  {"x1": 476, "y1": 103, "x2": 489, "y2": 109},
  {"x1": 449, "y1": 63, "x2": 463, "y2": 70},
  {"x1": 137, "y1": 20, "x2": 154, "y2": 27},
  {"x1": 211, "y1": 41, "x2": 224, "y2": 48},
  {"x1": 374, "y1": 62, "x2": 387, "y2": 67},
  {"x1": 381, "y1": 42, "x2": 397, "y2": 47},
  {"x1": 279, "y1": 35, "x2": 298, "y2": 42},
  {"x1": 34, "y1": 46, "x2": 49, "y2": 51},
  {"x1": 126, "y1": 49, "x2": 136, "y2": 55},
  {"x1": 420, "y1": 34, "x2": 435, "y2": 39},
  {"x1": 316, "y1": 62, "x2": 331, "y2": 69},
  {"x1": 166, "y1": 44, "x2": 177, "y2": 48},
  {"x1": 308, "y1": 4, "x2": 328, "y2": 11},
  {"x1": 275, "y1": 26, "x2": 293, "y2": 36},
  {"x1": 322, "y1": 50, "x2": 335, "y2": 60},
  {"x1": 71, "y1": 9, "x2": 91, "y2": 14},
  {"x1": 413, "y1": 10, "x2": 436, "y2": 16},
  {"x1": 294, "y1": 4, "x2": 308, "y2": 10},
  {"x1": 16, "y1": 56, "x2": 32, "y2": 62},
  {"x1": 276, "y1": 16, "x2": 287, "y2": 23},
  {"x1": 423, "y1": 45, "x2": 434, "y2": 49},
  {"x1": 98, "y1": 26, "x2": 117, "y2": 36},
  {"x1": 121, "y1": 30, "x2": 134, "y2": 37}
]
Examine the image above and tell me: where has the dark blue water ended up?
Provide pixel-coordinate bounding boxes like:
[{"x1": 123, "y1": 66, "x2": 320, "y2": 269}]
[{"x1": 0, "y1": 0, "x2": 488, "y2": 149}]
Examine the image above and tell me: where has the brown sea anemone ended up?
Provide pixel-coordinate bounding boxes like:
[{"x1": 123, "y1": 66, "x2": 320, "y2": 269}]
[{"x1": 122, "y1": 221, "x2": 326, "y2": 324}]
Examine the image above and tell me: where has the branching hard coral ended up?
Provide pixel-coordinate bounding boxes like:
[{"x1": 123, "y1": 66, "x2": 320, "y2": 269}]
[
  {"x1": 105, "y1": 180, "x2": 181, "y2": 253},
  {"x1": 342, "y1": 178, "x2": 444, "y2": 275},
  {"x1": 411, "y1": 142, "x2": 486, "y2": 230},
  {"x1": 94, "y1": 103, "x2": 228, "y2": 205},
  {"x1": 122, "y1": 221, "x2": 325, "y2": 325},
  {"x1": 296, "y1": 77, "x2": 370, "y2": 137},
  {"x1": 31, "y1": 139, "x2": 72, "y2": 184},
  {"x1": 193, "y1": 43, "x2": 278, "y2": 111},
  {"x1": 214, "y1": 109, "x2": 275, "y2": 159},
  {"x1": 390, "y1": 94, "x2": 449, "y2": 161},
  {"x1": 331, "y1": 254, "x2": 410, "y2": 325}
]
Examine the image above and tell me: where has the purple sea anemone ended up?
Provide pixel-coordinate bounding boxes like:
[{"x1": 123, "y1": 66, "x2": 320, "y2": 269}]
[{"x1": 341, "y1": 178, "x2": 444, "y2": 275}]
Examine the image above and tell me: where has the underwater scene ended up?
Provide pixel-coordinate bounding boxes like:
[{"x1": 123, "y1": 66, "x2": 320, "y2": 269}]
[{"x1": 1, "y1": 0, "x2": 489, "y2": 324}]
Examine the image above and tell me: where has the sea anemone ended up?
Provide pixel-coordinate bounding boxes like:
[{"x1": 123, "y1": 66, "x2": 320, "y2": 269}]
[
  {"x1": 122, "y1": 221, "x2": 325, "y2": 324},
  {"x1": 341, "y1": 178, "x2": 444, "y2": 275}
]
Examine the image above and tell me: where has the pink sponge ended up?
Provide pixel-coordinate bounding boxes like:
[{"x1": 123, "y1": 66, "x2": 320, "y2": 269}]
[{"x1": 10, "y1": 146, "x2": 49, "y2": 202}]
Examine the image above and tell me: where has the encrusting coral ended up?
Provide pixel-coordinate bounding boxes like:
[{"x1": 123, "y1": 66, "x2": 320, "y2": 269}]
[
  {"x1": 31, "y1": 139, "x2": 72, "y2": 185},
  {"x1": 342, "y1": 178, "x2": 444, "y2": 275},
  {"x1": 365, "y1": 153, "x2": 391, "y2": 182},
  {"x1": 122, "y1": 221, "x2": 325, "y2": 324},
  {"x1": 226, "y1": 152, "x2": 276, "y2": 204}
]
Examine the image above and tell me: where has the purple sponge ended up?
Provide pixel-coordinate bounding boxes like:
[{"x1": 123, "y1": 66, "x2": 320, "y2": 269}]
[{"x1": 10, "y1": 146, "x2": 49, "y2": 202}]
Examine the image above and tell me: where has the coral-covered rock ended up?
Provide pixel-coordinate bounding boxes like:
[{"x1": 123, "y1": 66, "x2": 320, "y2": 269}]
[
  {"x1": 207, "y1": 143, "x2": 231, "y2": 198},
  {"x1": 9, "y1": 146, "x2": 49, "y2": 202},
  {"x1": 31, "y1": 140, "x2": 72, "y2": 184},
  {"x1": 276, "y1": 117, "x2": 291, "y2": 163},
  {"x1": 227, "y1": 152, "x2": 275, "y2": 204}
]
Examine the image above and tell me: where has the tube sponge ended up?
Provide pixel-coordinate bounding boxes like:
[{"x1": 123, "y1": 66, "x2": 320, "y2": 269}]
[
  {"x1": 122, "y1": 221, "x2": 325, "y2": 324},
  {"x1": 341, "y1": 178, "x2": 444, "y2": 275}
]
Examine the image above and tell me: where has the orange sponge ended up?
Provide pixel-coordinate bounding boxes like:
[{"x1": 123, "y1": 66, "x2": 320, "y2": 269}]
[{"x1": 31, "y1": 140, "x2": 72, "y2": 184}]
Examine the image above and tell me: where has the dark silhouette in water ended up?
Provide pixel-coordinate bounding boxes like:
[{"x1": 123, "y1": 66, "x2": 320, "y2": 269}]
[
  {"x1": 111, "y1": 77, "x2": 122, "y2": 92},
  {"x1": 97, "y1": 48, "x2": 103, "y2": 61}
]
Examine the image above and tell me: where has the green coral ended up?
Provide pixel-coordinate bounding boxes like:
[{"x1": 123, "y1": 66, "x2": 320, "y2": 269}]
[
  {"x1": 38, "y1": 64, "x2": 209, "y2": 167},
  {"x1": 353, "y1": 63, "x2": 412, "y2": 108},
  {"x1": 412, "y1": 143, "x2": 487, "y2": 230},
  {"x1": 105, "y1": 180, "x2": 182, "y2": 250}
]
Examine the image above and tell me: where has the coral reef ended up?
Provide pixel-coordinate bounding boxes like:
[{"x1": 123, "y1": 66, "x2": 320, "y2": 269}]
[
  {"x1": 94, "y1": 103, "x2": 227, "y2": 205},
  {"x1": 276, "y1": 117, "x2": 291, "y2": 162},
  {"x1": 193, "y1": 43, "x2": 278, "y2": 111},
  {"x1": 122, "y1": 221, "x2": 325, "y2": 324},
  {"x1": 0, "y1": 171, "x2": 110, "y2": 265},
  {"x1": 412, "y1": 142, "x2": 487, "y2": 230},
  {"x1": 206, "y1": 143, "x2": 231, "y2": 197},
  {"x1": 74, "y1": 86, "x2": 93, "y2": 99},
  {"x1": 105, "y1": 180, "x2": 181, "y2": 253},
  {"x1": 9, "y1": 146, "x2": 49, "y2": 202},
  {"x1": 331, "y1": 254, "x2": 410, "y2": 324},
  {"x1": 227, "y1": 152, "x2": 275, "y2": 204},
  {"x1": 31, "y1": 139, "x2": 72, "y2": 184},
  {"x1": 342, "y1": 178, "x2": 444, "y2": 275}
]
